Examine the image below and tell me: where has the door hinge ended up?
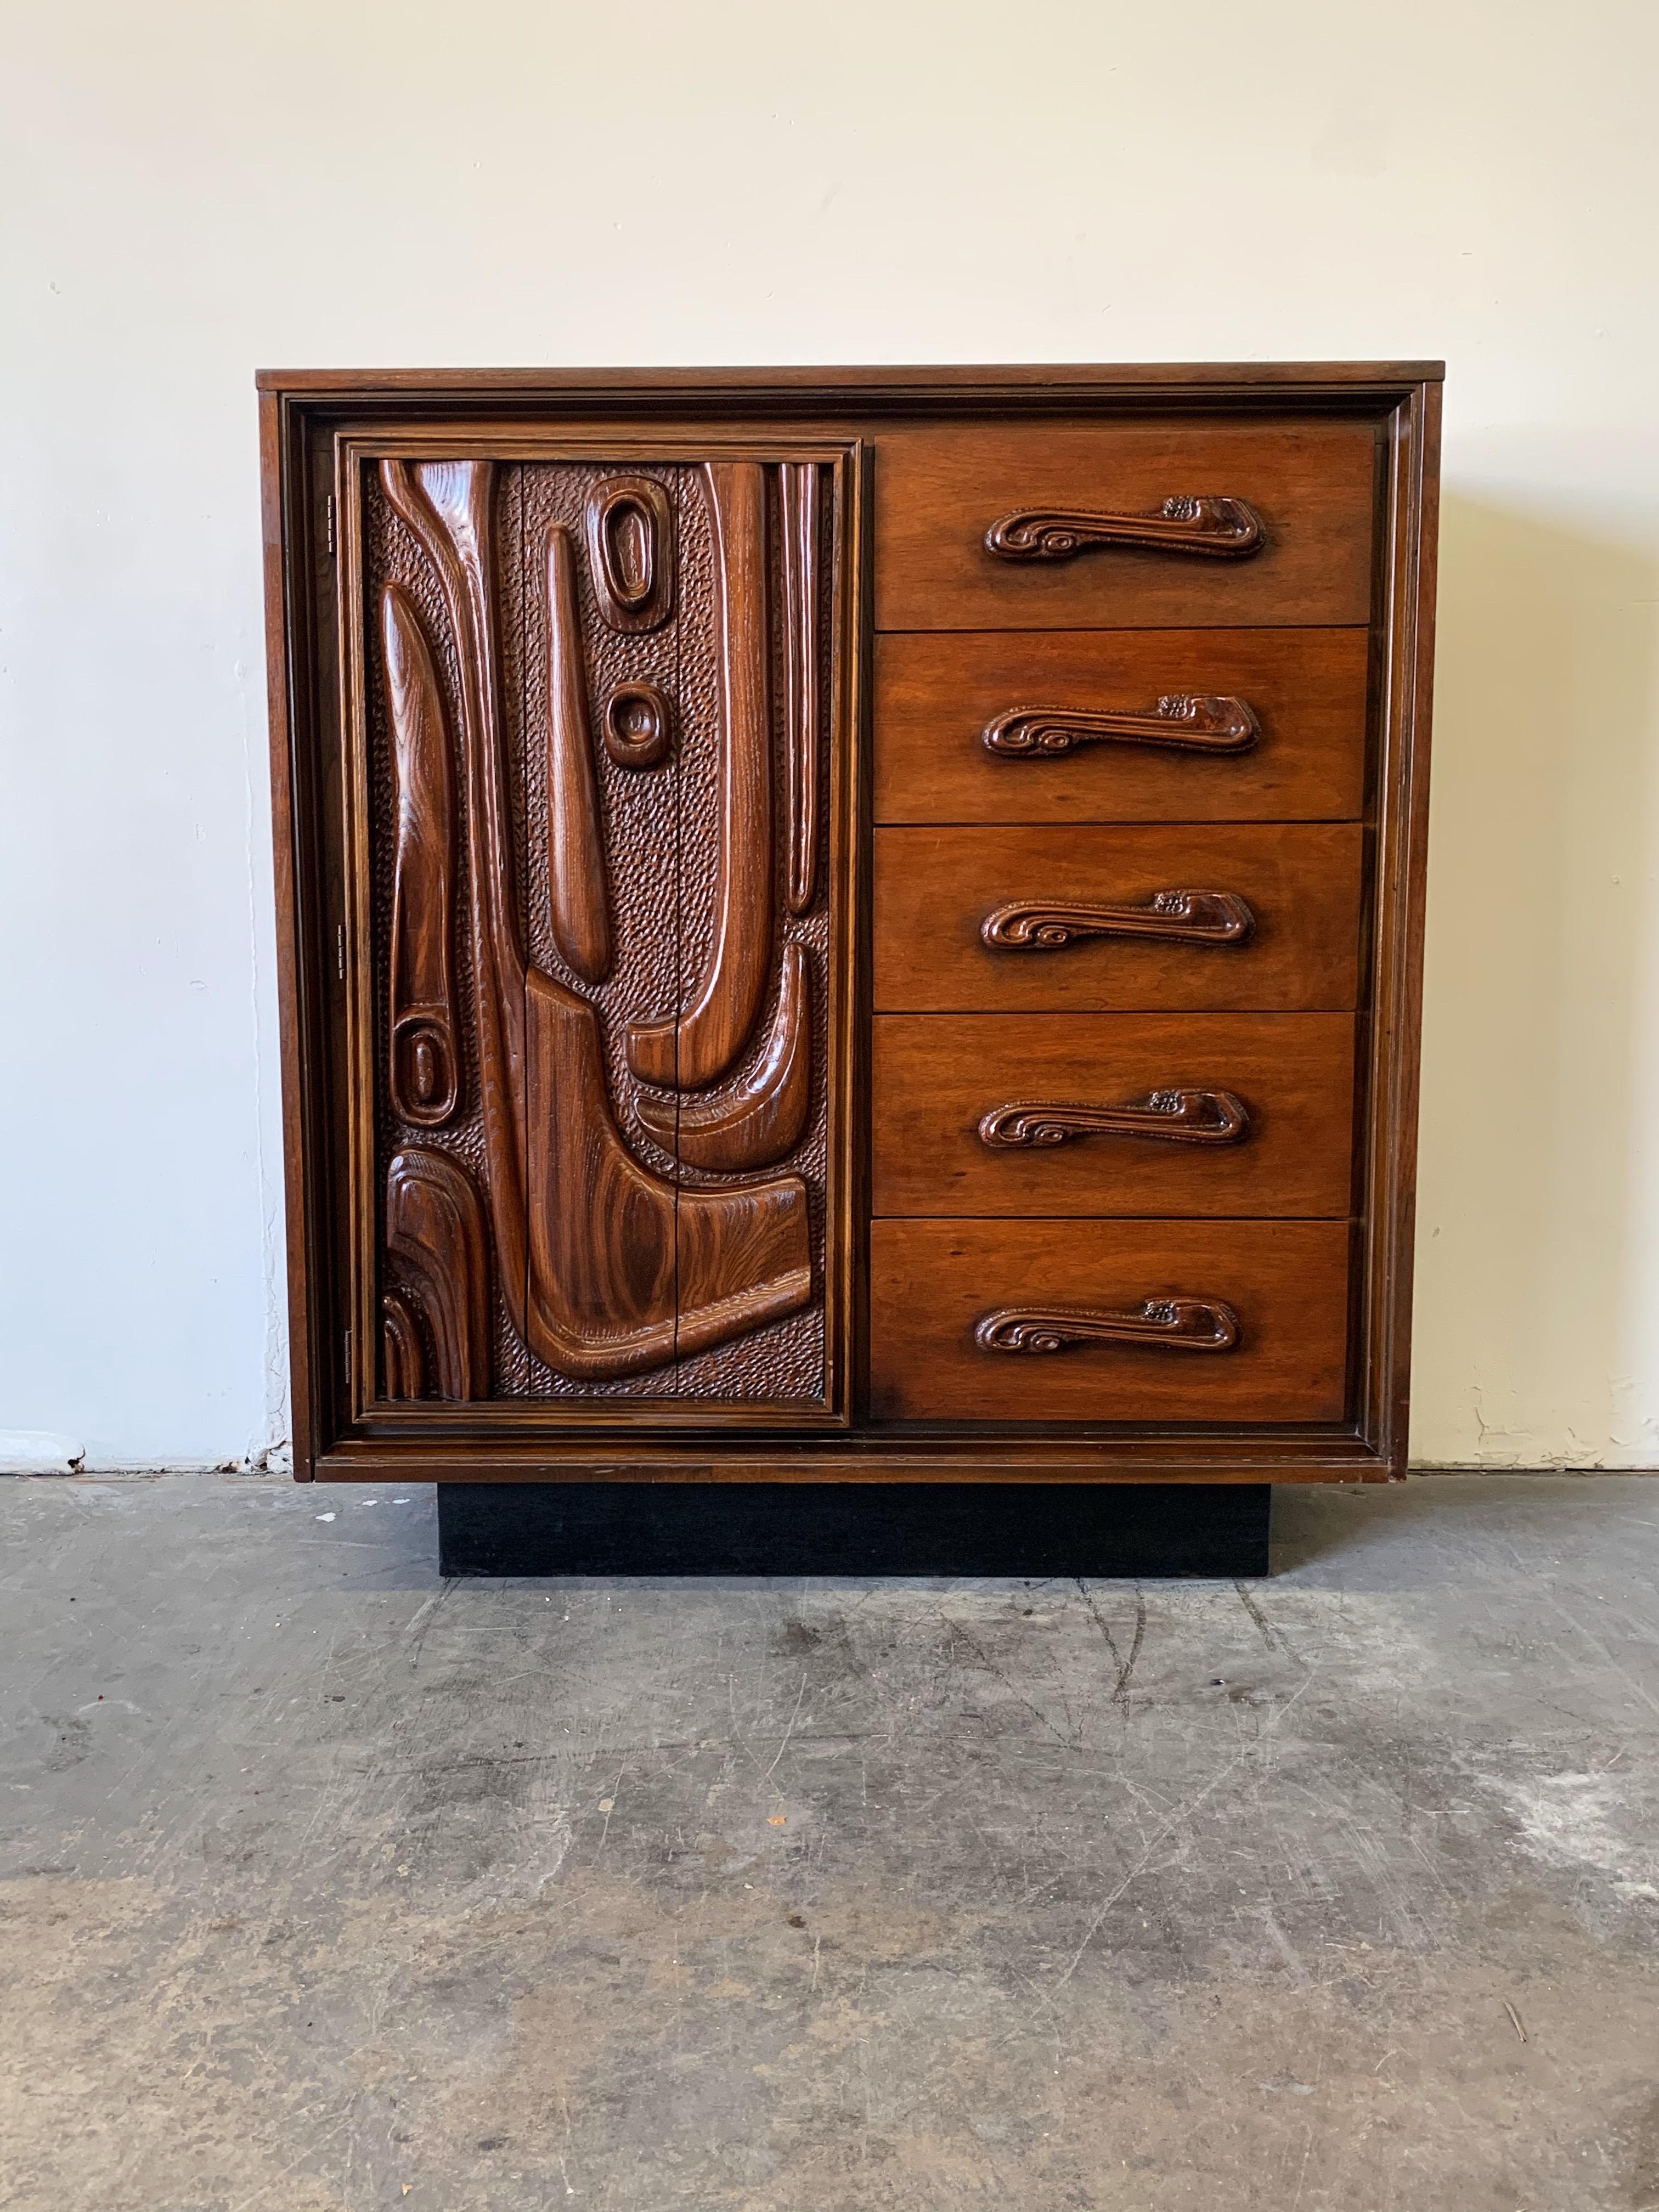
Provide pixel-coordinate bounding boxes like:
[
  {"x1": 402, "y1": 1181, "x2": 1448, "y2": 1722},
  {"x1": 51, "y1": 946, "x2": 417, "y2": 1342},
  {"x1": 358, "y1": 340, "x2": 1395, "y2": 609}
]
[
  {"x1": 325, "y1": 493, "x2": 337, "y2": 557},
  {"x1": 336, "y1": 923, "x2": 346, "y2": 981}
]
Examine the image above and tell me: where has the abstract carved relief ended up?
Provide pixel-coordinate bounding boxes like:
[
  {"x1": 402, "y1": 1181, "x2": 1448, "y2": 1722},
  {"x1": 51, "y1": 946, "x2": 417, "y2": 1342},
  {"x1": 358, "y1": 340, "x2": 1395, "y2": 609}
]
[
  {"x1": 383, "y1": 584, "x2": 460, "y2": 1126},
  {"x1": 627, "y1": 463, "x2": 773, "y2": 1091},
  {"x1": 385, "y1": 1148, "x2": 492, "y2": 1400},
  {"x1": 364, "y1": 442, "x2": 843, "y2": 1409},
  {"x1": 584, "y1": 475, "x2": 674, "y2": 632}
]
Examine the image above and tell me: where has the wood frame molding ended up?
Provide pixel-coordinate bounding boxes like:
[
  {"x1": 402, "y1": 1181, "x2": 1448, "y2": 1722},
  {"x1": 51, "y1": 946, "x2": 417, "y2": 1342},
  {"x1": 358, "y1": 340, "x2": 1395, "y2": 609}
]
[{"x1": 260, "y1": 362, "x2": 1441, "y2": 1485}]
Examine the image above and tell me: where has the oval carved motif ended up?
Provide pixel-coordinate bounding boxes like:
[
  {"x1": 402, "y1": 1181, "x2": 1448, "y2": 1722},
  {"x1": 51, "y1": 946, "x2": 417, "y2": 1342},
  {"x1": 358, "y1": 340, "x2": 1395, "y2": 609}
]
[
  {"x1": 584, "y1": 475, "x2": 674, "y2": 632},
  {"x1": 602, "y1": 681, "x2": 674, "y2": 770}
]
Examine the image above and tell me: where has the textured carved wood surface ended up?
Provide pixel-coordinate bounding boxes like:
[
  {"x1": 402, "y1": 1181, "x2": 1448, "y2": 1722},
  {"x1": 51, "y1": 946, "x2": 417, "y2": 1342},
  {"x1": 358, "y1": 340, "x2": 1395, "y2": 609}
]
[
  {"x1": 869, "y1": 1218, "x2": 1351, "y2": 1423},
  {"x1": 874, "y1": 824, "x2": 1362, "y2": 1011},
  {"x1": 873, "y1": 421, "x2": 1376, "y2": 630},
  {"x1": 875, "y1": 628, "x2": 1368, "y2": 823},
  {"x1": 635, "y1": 942, "x2": 812, "y2": 1172},
  {"x1": 627, "y1": 462, "x2": 773, "y2": 1091},
  {"x1": 363, "y1": 449, "x2": 842, "y2": 1407},
  {"x1": 543, "y1": 524, "x2": 613, "y2": 985},
  {"x1": 385, "y1": 1147, "x2": 492, "y2": 1401},
  {"x1": 872, "y1": 1013, "x2": 1356, "y2": 1217}
]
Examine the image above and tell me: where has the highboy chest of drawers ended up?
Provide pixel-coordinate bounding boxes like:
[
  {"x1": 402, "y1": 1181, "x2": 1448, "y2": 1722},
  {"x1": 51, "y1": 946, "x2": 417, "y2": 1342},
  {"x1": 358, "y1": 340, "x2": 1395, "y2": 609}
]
[{"x1": 261, "y1": 362, "x2": 1440, "y2": 1513}]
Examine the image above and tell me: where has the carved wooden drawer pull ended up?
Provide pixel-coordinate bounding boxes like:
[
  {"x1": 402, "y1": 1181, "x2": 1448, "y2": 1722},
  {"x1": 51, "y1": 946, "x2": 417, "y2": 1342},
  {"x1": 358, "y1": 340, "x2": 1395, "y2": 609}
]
[
  {"x1": 978, "y1": 1088, "x2": 1249, "y2": 1150},
  {"x1": 984, "y1": 495, "x2": 1264, "y2": 565},
  {"x1": 981, "y1": 888, "x2": 1254, "y2": 951},
  {"x1": 975, "y1": 1300, "x2": 1241, "y2": 1355},
  {"x1": 983, "y1": 693, "x2": 1259, "y2": 758}
]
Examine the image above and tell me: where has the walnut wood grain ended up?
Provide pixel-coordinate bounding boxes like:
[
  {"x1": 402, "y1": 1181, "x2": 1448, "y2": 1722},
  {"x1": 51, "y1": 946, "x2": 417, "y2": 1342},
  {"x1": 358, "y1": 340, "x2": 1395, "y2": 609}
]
[
  {"x1": 384, "y1": 455, "x2": 811, "y2": 1383},
  {"x1": 381, "y1": 1289, "x2": 426, "y2": 1401},
  {"x1": 544, "y1": 523, "x2": 613, "y2": 984},
  {"x1": 869, "y1": 1218, "x2": 1351, "y2": 1423},
  {"x1": 974, "y1": 1299, "x2": 1240, "y2": 1353},
  {"x1": 874, "y1": 628, "x2": 1367, "y2": 825},
  {"x1": 978, "y1": 1088, "x2": 1248, "y2": 1149},
  {"x1": 386, "y1": 1147, "x2": 492, "y2": 1401},
  {"x1": 874, "y1": 824, "x2": 1362, "y2": 1012},
  {"x1": 872, "y1": 1013, "x2": 1356, "y2": 1218},
  {"x1": 634, "y1": 943, "x2": 812, "y2": 1173},
  {"x1": 981, "y1": 888, "x2": 1254, "y2": 951},
  {"x1": 601, "y1": 681, "x2": 673, "y2": 769},
  {"x1": 382, "y1": 583, "x2": 460, "y2": 1127},
  {"x1": 985, "y1": 494, "x2": 1263, "y2": 563},
  {"x1": 584, "y1": 473, "x2": 674, "y2": 632},
  {"x1": 874, "y1": 421, "x2": 1377, "y2": 630},
  {"x1": 628, "y1": 461, "x2": 774, "y2": 1089},
  {"x1": 983, "y1": 692, "x2": 1258, "y2": 758},
  {"x1": 782, "y1": 460, "x2": 821, "y2": 916}
]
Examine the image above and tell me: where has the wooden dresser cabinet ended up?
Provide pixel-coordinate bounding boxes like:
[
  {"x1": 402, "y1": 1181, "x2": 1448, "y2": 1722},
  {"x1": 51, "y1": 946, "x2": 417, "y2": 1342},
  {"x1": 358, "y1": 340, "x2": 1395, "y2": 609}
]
[{"x1": 261, "y1": 363, "x2": 1440, "y2": 1499}]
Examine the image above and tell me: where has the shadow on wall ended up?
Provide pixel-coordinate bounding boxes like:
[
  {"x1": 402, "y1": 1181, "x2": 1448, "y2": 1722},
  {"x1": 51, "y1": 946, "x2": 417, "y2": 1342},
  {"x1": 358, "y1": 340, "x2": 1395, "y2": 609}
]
[{"x1": 1411, "y1": 496, "x2": 1659, "y2": 1466}]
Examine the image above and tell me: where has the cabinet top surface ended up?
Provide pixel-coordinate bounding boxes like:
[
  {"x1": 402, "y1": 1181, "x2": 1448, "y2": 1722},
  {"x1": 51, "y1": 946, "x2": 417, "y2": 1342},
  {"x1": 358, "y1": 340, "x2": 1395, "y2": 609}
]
[{"x1": 256, "y1": 360, "x2": 1444, "y2": 402}]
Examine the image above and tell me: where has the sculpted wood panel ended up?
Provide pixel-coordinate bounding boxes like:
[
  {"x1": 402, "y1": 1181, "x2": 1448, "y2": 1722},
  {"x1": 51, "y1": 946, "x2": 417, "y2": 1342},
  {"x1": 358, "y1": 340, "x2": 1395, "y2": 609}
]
[
  {"x1": 381, "y1": 1288, "x2": 426, "y2": 1401},
  {"x1": 543, "y1": 523, "x2": 613, "y2": 985},
  {"x1": 873, "y1": 824, "x2": 1363, "y2": 1012},
  {"x1": 868, "y1": 1218, "x2": 1351, "y2": 1423},
  {"x1": 382, "y1": 584, "x2": 460, "y2": 1127},
  {"x1": 635, "y1": 943, "x2": 812, "y2": 1172},
  {"x1": 874, "y1": 628, "x2": 1369, "y2": 825},
  {"x1": 385, "y1": 1147, "x2": 492, "y2": 1401},
  {"x1": 872, "y1": 1013, "x2": 1356, "y2": 1218},
  {"x1": 628, "y1": 462, "x2": 774, "y2": 1090},
  {"x1": 364, "y1": 442, "x2": 844, "y2": 1408}
]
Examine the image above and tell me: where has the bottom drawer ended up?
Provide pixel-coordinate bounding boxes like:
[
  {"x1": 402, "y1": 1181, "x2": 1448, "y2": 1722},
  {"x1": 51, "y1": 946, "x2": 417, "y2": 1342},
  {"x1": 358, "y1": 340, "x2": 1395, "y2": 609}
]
[{"x1": 868, "y1": 1218, "x2": 1351, "y2": 1424}]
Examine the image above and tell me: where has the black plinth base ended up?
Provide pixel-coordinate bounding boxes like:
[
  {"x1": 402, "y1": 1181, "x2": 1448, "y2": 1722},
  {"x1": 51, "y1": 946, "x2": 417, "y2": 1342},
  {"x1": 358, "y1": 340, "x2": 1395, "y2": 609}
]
[{"x1": 436, "y1": 1481, "x2": 1271, "y2": 1579}]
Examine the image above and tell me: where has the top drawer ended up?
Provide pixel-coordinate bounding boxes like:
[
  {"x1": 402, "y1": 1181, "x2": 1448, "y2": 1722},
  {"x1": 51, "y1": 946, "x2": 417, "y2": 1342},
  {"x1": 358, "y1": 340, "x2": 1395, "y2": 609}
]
[{"x1": 874, "y1": 420, "x2": 1379, "y2": 631}]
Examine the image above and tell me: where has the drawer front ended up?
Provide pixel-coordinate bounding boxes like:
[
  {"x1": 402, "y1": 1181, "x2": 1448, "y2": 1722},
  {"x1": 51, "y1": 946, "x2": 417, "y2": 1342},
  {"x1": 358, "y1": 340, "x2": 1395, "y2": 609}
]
[
  {"x1": 874, "y1": 628, "x2": 1368, "y2": 825},
  {"x1": 869, "y1": 1219, "x2": 1351, "y2": 1424},
  {"x1": 873, "y1": 1014, "x2": 1356, "y2": 1218},
  {"x1": 873, "y1": 421, "x2": 1378, "y2": 631},
  {"x1": 873, "y1": 823, "x2": 1363, "y2": 1012}
]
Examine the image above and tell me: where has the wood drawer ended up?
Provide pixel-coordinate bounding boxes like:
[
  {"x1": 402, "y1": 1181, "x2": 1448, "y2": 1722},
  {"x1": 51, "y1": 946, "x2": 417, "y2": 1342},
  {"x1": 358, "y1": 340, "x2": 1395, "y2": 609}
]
[
  {"x1": 869, "y1": 1219, "x2": 1352, "y2": 1424},
  {"x1": 873, "y1": 421, "x2": 1378, "y2": 632},
  {"x1": 874, "y1": 628, "x2": 1368, "y2": 824},
  {"x1": 873, "y1": 823, "x2": 1363, "y2": 1012},
  {"x1": 872, "y1": 1014, "x2": 1356, "y2": 1218}
]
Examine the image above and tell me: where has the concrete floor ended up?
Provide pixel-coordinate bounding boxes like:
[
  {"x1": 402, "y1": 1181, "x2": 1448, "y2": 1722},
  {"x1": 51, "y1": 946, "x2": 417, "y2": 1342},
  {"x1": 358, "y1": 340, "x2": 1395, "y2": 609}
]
[{"x1": 2, "y1": 1476, "x2": 1657, "y2": 2210}]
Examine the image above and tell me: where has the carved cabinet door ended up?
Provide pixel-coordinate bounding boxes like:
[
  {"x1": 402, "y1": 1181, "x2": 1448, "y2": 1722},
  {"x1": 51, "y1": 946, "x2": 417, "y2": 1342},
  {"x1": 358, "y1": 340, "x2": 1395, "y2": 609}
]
[{"x1": 348, "y1": 444, "x2": 857, "y2": 1427}]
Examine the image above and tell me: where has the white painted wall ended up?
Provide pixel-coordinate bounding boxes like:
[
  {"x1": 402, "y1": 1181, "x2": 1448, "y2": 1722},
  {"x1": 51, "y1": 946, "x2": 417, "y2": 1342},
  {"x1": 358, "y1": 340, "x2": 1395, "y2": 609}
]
[{"x1": 3, "y1": 0, "x2": 1656, "y2": 1468}]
